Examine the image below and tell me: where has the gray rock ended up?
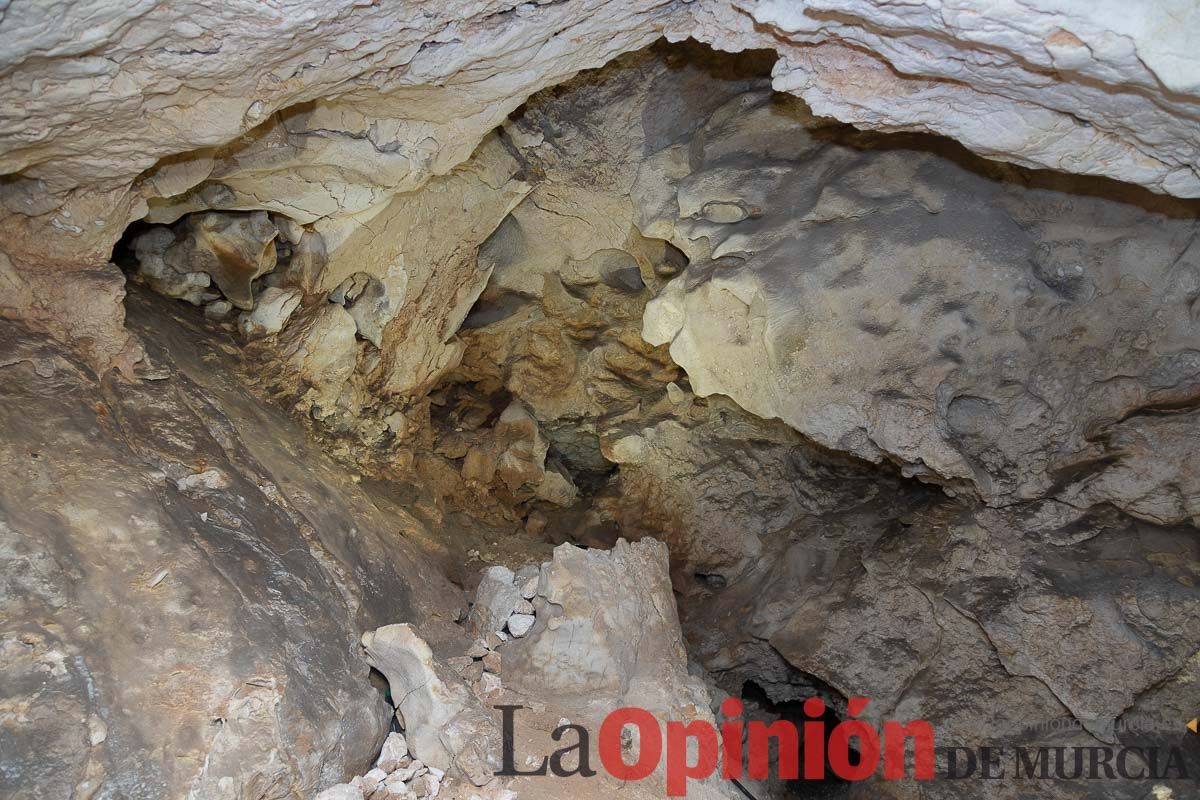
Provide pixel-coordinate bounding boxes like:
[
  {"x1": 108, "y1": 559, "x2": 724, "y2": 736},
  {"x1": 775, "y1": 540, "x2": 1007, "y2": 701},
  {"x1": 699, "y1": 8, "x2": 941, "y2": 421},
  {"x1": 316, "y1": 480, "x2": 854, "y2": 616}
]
[
  {"x1": 0, "y1": 305, "x2": 463, "y2": 800},
  {"x1": 315, "y1": 785, "x2": 363, "y2": 800},
  {"x1": 375, "y1": 731, "x2": 408, "y2": 773},
  {"x1": 466, "y1": 566, "x2": 521, "y2": 638},
  {"x1": 505, "y1": 614, "x2": 535, "y2": 638}
]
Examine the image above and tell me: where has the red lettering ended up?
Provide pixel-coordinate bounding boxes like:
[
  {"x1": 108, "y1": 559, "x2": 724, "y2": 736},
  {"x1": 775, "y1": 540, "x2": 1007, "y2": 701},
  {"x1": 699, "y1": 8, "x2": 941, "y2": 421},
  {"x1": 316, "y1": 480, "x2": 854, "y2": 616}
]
[
  {"x1": 599, "y1": 707, "x2": 662, "y2": 781},
  {"x1": 666, "y1": 720, "x2": 719, "y2": 796}
]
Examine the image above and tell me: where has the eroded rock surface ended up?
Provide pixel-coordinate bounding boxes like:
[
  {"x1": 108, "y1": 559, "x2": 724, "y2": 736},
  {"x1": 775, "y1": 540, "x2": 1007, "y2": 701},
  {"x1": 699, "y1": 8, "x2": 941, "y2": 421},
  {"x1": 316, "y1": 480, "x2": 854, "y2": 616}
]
[
  {"x1": 4, "y1": 1, "x2": 1200, "y2": 372},
  {"x1": 0, "y1": 297, "x2": 465, "y2": 799},
  {"x1": 636, "y1": 80, "x2": 1200, "y2": 520},
  {"x1": 1, "y1": 26, "x2": 1198, "y2": 800}
]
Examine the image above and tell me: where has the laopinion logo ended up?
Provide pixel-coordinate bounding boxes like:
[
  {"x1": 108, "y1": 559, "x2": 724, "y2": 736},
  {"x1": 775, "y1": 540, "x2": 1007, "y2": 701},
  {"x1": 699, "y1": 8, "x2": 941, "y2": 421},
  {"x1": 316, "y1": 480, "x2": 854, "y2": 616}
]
[{"x1": 495, "y1": 696, "x2": 935, "y2": 796}]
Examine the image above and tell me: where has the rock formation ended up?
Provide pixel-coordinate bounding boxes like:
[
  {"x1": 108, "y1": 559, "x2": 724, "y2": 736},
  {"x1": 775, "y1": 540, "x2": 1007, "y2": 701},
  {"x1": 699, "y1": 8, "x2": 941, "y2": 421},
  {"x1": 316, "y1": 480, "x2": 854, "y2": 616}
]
[{"x1": 1, "y1": 6, "x2": 1198, "y2": 800}]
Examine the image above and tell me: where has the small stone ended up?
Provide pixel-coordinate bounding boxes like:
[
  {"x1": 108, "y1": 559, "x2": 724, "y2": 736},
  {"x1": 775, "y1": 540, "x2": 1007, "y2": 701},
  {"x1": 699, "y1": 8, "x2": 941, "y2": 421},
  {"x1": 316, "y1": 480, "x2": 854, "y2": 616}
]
[
  {"x1": 515, "y1": 565, "x2": 539, "y2": 600},
  {"x1": 447, "y1": 655, "x2": 474, "y2": 674},
  {"x1": 482, "y1": 651, "x2": 501, "y2": 674},
  {"x1": 361, "y1": 768, "x2": 388, "y2": 795},
  {"x1": 315, "y1": 784, "x2": 363, "y2": 800},
  {"x1": 87, "y1": 715, "x2": 107, "y2": 745},
  {"x1": 485, "y1": 631, "x2": 503, "y2": 650},
  {"x1": 507, "y1": 613, "x2": 535, "y2": 637},
  {"x1": 514, "y1": 599, "x2": 534, "y2": 615},
  {"x1": 410, "y1": 773, "x2": 440, "y2": 798},
  {"x1": 204, "y1": 299, "x2": 233, "y2": 320},
  {"x1": 462, "y1": 661, "x2": 484, "y2": 683},
  {"x1": 474, "y1": 672, "x2": 503, "y2": 700},
  {"x1": 238, "y1": 286, "x2": 302, "y2": 337},
  {"x1": 466, "y1": 640, "x2": 489, "y2": 659},
  {"x1": 376, "y1": 731, "x2": 408, "y2": 772},
  {"x1": 388, "y1": 761, "x2": 421, "y2": 782},
  {"x1": 384, "y1": 411, "x2": 408, "y2": 436},
  {"x1": 382, "y1": 776, "x2": 412, "y2": 798}
]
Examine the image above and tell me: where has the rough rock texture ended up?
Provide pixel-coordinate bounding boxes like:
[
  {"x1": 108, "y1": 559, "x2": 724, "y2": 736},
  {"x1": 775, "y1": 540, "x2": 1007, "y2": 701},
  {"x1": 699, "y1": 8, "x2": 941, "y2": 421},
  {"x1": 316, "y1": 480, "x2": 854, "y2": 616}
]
[
  {"x1": 676, "y1": 0, "x2": 1200, "y2": 197},
  {"x1": 4, "y1": 1, "x2": 1200, "y2": 372},
  {"x1": 362, "y1": 623, "x2": 501, "y2": 786},
  {"x1": 428, "y1": 49, "x2": 1200, "y2": 798},
  {"x1": 3, "y1": 17, "x2": 1200, "y2": 800},
  {"x1": 0, "y1": 294, "x2": 465, "y2": 799},
  {"x1": 636, "y1": 80, "x2": 1200, "y2": 518}
]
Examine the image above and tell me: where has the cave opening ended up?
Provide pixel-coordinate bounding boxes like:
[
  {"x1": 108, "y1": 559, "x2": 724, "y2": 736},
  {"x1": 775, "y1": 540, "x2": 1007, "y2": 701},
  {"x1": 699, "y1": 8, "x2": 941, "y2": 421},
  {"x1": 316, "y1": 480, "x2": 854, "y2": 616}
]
[{"x1": 738, "y1": 680, "x2": 853, "y2": 800}]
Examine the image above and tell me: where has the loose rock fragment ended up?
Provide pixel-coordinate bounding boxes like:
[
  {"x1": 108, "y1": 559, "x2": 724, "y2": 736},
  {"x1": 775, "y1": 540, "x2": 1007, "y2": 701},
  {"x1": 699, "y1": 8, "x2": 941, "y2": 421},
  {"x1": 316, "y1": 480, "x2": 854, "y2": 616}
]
[
  {"x1": 506, "y1": 614, "x2": 535, "y2": 638},
  {"x1": 467, "y1": 566, "x2": 521, "y2": 638},
  {"x1": 238, "y1": 287, "x2": 302, "y2": 337}
]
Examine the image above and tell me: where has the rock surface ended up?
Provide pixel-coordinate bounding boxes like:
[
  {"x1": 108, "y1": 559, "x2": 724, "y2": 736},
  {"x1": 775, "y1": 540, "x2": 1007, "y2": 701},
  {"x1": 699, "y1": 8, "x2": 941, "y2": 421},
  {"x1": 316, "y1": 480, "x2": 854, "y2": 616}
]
[
  {"x1": 635, "y1": 78, "x2": 1200, "y2": 516},
  {"x1": 1, "y1": 21, "x2": 1199, "y2": 800},
  {"x1": 0, "y1": 295, "x2": 464, "y2": 799},
  {"x1": 4, "y1": 1, "x2": 1200, "y2": 371}
]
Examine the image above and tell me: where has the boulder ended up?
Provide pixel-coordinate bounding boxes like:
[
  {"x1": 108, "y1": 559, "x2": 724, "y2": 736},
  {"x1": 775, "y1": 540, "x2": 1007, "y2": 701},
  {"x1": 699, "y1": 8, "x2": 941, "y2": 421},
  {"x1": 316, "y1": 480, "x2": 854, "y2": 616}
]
[{"x1": 361, "y1": 624, "x2": 501, "y2": 786}]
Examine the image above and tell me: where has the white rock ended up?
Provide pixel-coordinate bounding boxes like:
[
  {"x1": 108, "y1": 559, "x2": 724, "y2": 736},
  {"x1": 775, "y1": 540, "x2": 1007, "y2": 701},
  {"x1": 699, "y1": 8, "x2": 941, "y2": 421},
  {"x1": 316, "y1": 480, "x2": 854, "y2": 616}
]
[
  {"x1": 376, "y1": 731, "x2": 408, "y2": 772},
  {"x1": 314, "y1": 784, "x2": 363, "y2": 800},
  {"x1": 467, "y1": 566, "x2": 521, "y2": 638},
  {"x1": 474, "y1": 672, "x2": 503, "y2": 700},
  {"x1": 238, "y1": 287, "x2": 302, "y2": 337},
  {"x1": 361, "y1": 624, "x2": 502, "y2": 785},
  {"x1": 387, "y1": 762, "x2": 421, "y2": 782}
]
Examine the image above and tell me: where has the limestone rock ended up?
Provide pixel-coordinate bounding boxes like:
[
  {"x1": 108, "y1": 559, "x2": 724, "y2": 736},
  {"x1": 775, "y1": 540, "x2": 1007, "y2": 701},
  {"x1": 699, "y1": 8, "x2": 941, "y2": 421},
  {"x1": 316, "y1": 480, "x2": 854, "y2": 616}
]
[
  {"x1": 0, "y1": 301, "x2": 463, "y2": 799},
  {"x1": 635, "y1": 84, "x2": 1200, "y2": 513},
  {"x1": 1, "y1": 0, "x2": 1198, "y2": 381},
  {"x1": 505, "y1": 540, "x2": 709, "y2": 714},
  {"x1": 238, "y1": 287, "x2": 302, "y2": 338},
  {"x1": 360, "y1": 624, "x2": 501, "y2": 785},
  {"x1": 467, "y1": 566, "x2": 521, "y2": 639},
  {"x1": 376, "y1": 732, "x2": 409, "y2": 773},
  {"x1": 165, "y1": 211, "x2": 278, "y2": 309},
  {"x1": 315, "y1": 784, "x2": 363, "y2": 800},
  {"x1": 505, "y1": 614, "x2": 535, "y2": 638},
  {"x1": 279, "y1": 301, "x2": 358, "y2": 412},
  {"x1": 130, "y1": 226, "x2": 215, "y2": 306}
]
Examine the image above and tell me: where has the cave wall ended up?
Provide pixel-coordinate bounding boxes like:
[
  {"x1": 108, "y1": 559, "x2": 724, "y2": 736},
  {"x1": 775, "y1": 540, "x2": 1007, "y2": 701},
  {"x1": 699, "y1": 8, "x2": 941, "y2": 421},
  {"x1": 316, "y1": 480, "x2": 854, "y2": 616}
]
[
  {"x1": 3, "y1": 0, "x2": 1200, "y2": 371},
  {"x1": 0, "y1": 296, "x2": 470, "y2": 798}
]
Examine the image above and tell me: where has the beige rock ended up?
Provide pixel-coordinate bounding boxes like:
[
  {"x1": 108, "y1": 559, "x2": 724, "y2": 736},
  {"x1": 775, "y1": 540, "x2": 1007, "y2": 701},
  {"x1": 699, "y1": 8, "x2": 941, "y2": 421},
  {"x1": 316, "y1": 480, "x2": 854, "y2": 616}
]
[
  {"x1": 166, "y1": 211, "x2": 278, "y2": 309},
  {"x1": 375, "y1": 732, "x2": 408, "y2": 773},
  {"x1": 238, "y1": 287, "x2": 302, "y2": 338},
  {"x1": 279, "y1": 302, "x2": 358, "y2": 411},
  {"x1": 361, "y1": 624, "x2": 501, "y2": 785}
]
